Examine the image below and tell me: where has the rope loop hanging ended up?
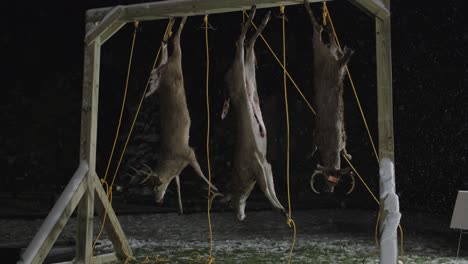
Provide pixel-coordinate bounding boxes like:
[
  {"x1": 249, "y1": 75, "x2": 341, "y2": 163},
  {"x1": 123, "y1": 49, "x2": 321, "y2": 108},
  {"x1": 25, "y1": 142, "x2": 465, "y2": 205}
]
[
  {"x1": 323, "y1": 3, "x2": 404, "y2": 261},
  {"x1": 91, "y1": 19, "x2": 173, "y2": 263},
  {"x1": 279, "y1": 6, "x2": 297, "y2": 264},
  {"x1": 204, "y1": 13, "x2": 216, "y2": 264},
  {"x1": 91, "y1": 19, "x2": 140, "y2": 263}
]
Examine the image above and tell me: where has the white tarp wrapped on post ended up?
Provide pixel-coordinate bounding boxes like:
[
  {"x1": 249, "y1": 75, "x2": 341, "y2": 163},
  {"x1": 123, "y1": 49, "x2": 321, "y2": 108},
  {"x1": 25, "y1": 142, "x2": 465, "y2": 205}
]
[{"x1": 379, "y1": 158, "x2": 401, "y2": 264}]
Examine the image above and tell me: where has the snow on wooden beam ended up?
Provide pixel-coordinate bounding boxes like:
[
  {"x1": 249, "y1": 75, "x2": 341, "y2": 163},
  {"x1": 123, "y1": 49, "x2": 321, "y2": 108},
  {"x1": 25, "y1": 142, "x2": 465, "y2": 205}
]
[
  {"x1": 85, "y1": 6, "x2": 126, "y2": 45},
  {"x1": 85, "y1": 0, "x2": 329, "y2": 23},
  {"x1": 347, "y1": 0, "x2": 389, "y2": 19}
]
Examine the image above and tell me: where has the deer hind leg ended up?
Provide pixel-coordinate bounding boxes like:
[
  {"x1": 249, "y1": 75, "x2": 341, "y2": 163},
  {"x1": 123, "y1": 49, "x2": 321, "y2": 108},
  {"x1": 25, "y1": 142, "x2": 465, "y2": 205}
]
[
  {"x1": 254, "y1": 152, "x2": 285, "y2": 212},
  {"x1": 241, "y1": 6, "x2": 256, "y2": 40},
  {"x1": 304, "y1": 0, "x2": 323, "y2": 40},
  {"x1": 247, "y1": 11, "x2": 271, "y2": 49},
  {"x1": 187, "y1": 148, "x2": 219, "y2": 192},
  {"x1": 174, "y1": 175, "x2": 183, "y2": 215},
  {"x1": 235, "y1": 181, "x2": 256, "y2": 221},
  {"x1": 231, "y1": 5, "x2": 255, "y2": 65}
]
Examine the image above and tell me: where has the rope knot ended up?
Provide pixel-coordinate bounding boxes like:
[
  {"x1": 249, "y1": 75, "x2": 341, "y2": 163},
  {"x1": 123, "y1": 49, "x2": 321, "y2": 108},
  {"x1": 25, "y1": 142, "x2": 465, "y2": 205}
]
[
  {"x1": 280, "y1": 5, "x2": 285, "y2": 14},
  {"x1": 133, "y1": 20, "x2": 139, "y2": 29},
  {"x1": 322, "y1": 2, "x2": 328, "y2": 26},
  {"x1": 123, "y1": 254, "x2": 135, "y2": 264},
  {"x1": 206, "y1": 256, "x2": 215, "y2": 264}
]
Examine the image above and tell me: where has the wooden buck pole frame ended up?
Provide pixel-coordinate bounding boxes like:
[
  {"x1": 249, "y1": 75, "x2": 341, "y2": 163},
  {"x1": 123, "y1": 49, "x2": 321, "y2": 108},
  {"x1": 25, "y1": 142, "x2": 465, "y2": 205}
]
[{"x1": 18, "y1": 0, "x2": 392, "y2": 263}]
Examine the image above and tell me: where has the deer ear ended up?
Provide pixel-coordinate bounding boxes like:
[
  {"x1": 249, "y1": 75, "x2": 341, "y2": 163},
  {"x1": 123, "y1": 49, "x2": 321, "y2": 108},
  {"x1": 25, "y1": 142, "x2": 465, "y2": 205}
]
[{"x1": 146, "y1": 67, "x2": 163, "y2": 97}]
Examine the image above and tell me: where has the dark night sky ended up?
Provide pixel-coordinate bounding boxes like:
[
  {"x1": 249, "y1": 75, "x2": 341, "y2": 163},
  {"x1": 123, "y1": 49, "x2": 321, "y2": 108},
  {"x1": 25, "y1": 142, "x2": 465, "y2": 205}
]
[{"x1": 1, "y1": 0, "x2": 467, "y2": 216}]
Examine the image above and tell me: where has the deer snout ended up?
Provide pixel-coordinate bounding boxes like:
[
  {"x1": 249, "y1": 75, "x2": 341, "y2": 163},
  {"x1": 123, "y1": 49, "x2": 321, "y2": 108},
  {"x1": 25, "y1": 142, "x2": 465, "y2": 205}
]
[
  {"x1": 311, "y1": 171, "x2": 340, "y2": 194},
  {"x1": 236, "y1": 200, "x2": 247, "y2": 221},
  {"x1": 152, "y1": 180, "x2": 170, "y2": 205},
  {"x1": 325, "y1": 175, "x2": 339, "y2": 193}
]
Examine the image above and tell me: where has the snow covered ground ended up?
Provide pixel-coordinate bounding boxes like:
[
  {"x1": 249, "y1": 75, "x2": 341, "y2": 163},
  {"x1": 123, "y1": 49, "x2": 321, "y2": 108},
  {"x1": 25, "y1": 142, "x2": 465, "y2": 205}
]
[{"x1": 1, "y1": 209, "x2": 466, "y2": 263}]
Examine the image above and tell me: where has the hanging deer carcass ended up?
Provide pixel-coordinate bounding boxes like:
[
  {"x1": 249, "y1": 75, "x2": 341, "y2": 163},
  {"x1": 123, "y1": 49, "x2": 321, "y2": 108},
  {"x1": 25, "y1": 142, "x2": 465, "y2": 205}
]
[
  {"x1": 132, "y1": 17, "x2": 219, "y2": 214},
  {"x1": 304, "y1": 2, "x2": 355, "y2": 194},
  {"x1": 221, "y1": 6, "x2": 285, "y2": 221}
]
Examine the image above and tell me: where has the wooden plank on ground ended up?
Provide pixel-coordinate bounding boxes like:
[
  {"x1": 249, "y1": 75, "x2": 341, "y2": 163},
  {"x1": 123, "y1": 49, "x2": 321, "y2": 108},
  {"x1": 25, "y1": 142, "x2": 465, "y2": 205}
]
[{"x1": 52, "y1": 253, "x2": 118, "y2": 264}]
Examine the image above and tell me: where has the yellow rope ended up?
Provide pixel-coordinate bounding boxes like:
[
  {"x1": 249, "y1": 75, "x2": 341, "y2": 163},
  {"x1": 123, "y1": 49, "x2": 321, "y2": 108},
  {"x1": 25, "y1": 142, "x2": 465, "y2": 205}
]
[
  {"x1": 244, "y1": 10, "x2": 316, "y2": 116},
  {"x1": 246, "y1": 11, "x2": 381, "y2": 207},
  {"x1": 204, "y1": 14, "x2": 215, "y2": 264},
  {"x1": 322, "y1": 2, "x2": 327, "y2": 26},
  {"x1": 92, "y1": 20, "x2": 173, "y2": 263},
  {"x1": 246, "y1": 5, "x2": 403, "y2": 262},
  {"x1": 343, "y1": 155, "x2": 379, "y2": 204},
  {"x1": 91, "y1": 21, "x2": 139, "y2": 262},
  {"x1": 323, "y1": 3, "x2": 404, "y2": 260},
  {"x1": 323, "y1": 4, "x2": 379, "y2": 162},
  {"x1": 108, "y1": 19, "x2": 174, "y2": 188},
  {"x1": 242, "y1": 10, "x2": 245, "y2": 26},
  {"x1": 102, "y1": 21, "x2": 139, "y2": 184},
  {"x1": 280, "y1": 6, "x2": 297, "y2": 264}
]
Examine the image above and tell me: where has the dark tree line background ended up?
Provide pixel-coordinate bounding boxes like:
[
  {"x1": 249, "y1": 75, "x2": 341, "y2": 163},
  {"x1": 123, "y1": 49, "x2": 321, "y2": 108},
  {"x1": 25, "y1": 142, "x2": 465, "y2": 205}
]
[{"x1": 1, "y1": 0, "x2": 466, "y2": 216}]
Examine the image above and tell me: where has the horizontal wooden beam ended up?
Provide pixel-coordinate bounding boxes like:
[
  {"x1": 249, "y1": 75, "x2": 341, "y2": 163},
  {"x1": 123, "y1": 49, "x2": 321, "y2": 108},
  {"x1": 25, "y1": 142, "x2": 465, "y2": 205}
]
[
  {"x1": 86, "y1": 0, "x2": 329, "y2": 23},
  {"x1": 347, "y1": 0, "x2": 389, "y2": 19}
]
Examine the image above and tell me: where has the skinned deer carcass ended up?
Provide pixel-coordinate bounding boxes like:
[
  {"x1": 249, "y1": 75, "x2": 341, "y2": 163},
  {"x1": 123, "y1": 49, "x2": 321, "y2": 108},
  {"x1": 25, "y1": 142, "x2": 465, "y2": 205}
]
[
  {"x1": 304, "y1": 2, "x2": 355, "y2": 194},
  {"x1": 221, "y1": 6, "x2": 285, "y2": 221},
  {"x1": 134, "y1": 17, "x2": 218, "y2": 215}
]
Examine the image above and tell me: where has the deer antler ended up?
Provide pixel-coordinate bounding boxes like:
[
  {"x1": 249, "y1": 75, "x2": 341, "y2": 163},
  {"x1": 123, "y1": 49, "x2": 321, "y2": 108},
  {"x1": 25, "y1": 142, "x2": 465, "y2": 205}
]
[
  {"x1": 138, "y1": 163, "x2": 157, "y2": 184},
  {"x1": 126, "y1": 164, "x2": 157, "y2": 184},
  {"x1": 204, "y1": 186, "x2": 224, "y2": 210}
]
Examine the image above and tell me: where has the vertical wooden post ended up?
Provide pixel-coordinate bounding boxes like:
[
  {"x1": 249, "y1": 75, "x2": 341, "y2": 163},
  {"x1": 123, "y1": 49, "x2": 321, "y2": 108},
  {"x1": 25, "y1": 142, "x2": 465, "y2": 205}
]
[
  {"x1": 376, "y1": 0, "x2": 393, "y2": 161},
  {"x1": 77, "y1": 22, "x2": 101, "y2": 264},
  {"x1": 376, "y1": 0, "x2": 400, "y2": 263}
]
